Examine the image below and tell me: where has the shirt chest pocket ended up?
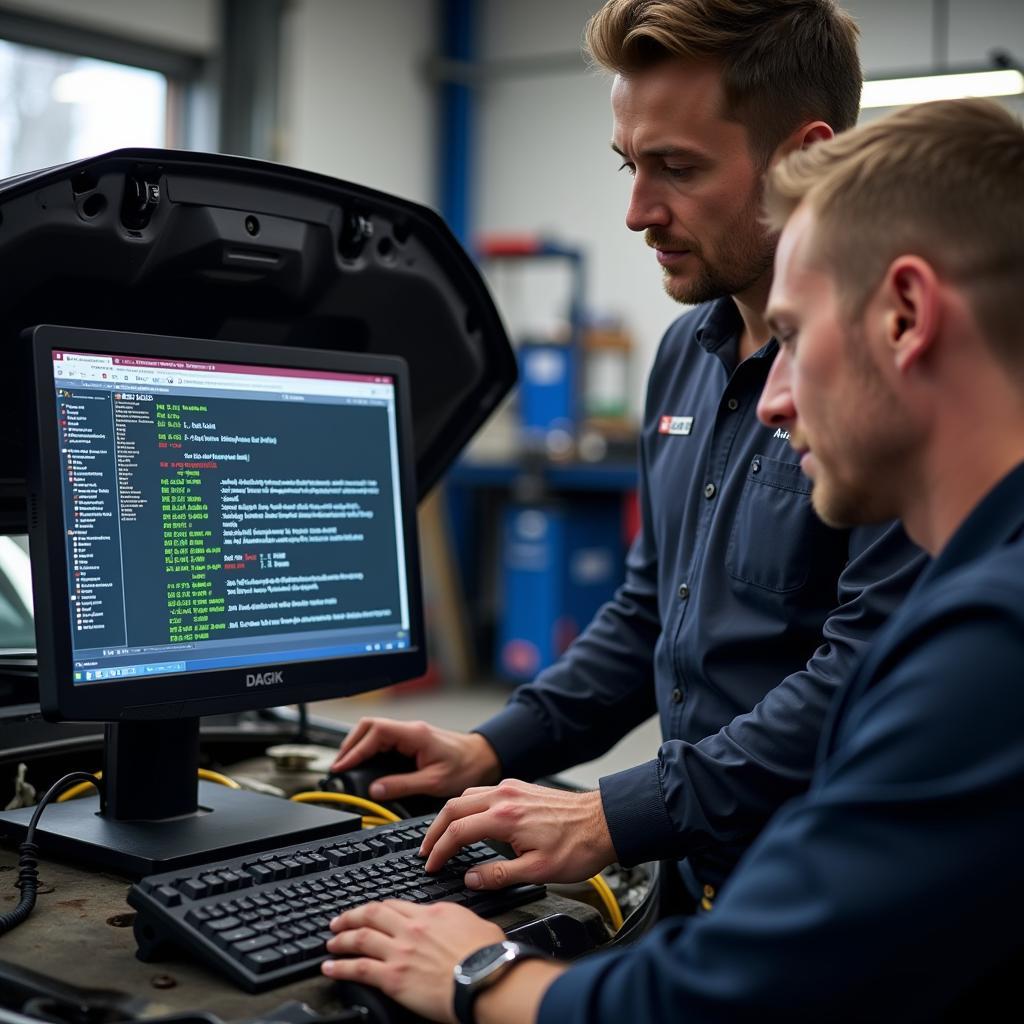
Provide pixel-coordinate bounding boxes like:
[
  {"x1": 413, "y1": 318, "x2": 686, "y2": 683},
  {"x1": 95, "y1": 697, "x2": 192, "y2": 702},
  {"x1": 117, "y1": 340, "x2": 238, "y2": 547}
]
[{"x1": 725, "y1": 455, "x2": 836, "y2": 593}]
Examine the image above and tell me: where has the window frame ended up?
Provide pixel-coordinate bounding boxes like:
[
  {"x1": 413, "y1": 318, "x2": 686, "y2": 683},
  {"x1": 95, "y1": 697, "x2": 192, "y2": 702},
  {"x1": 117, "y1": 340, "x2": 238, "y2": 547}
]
[{"x1": 0, "y1": 8, "x2": 212, "y2": 154}]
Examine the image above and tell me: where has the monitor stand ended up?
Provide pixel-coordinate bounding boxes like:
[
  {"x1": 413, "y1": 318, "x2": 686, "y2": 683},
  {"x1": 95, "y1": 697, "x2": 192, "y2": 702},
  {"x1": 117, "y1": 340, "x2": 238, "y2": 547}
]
[{"x1": 0, "y1": 719, "x2": 360, "y2": 878}]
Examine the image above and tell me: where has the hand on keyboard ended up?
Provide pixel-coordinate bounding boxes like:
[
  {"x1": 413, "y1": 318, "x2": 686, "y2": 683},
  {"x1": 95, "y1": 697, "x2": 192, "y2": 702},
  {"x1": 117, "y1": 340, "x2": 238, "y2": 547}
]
[{"x1": 420, "y1": 780, "x2": 618, "y2": 889}]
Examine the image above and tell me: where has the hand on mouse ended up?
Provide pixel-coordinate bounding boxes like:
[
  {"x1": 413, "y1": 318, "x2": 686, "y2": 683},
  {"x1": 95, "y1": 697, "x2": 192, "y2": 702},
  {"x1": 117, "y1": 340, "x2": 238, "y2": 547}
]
[
  {"x1": 324, "y1": 900, "x2": 564, "y2": 1023},
  {"x1": 331, "y1": 717, "x2": 501, "y2": 802}
]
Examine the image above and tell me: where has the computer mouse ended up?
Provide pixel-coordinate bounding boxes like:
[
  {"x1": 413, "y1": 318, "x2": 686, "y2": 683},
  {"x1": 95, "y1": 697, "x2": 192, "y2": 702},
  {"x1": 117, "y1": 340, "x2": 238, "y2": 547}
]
[
  {"x1": 327, "y1": 978, "x2": 421, "y2": 1023},
  {"x1": 323, "y1": 749, "x2": 438, "y2": 818}
]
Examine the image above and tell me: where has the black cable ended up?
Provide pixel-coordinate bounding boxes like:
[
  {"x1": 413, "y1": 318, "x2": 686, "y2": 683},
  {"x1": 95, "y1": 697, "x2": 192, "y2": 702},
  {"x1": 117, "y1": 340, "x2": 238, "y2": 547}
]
[{"x1": 0, "y1": 771, "x2": 102, "y2": 936}]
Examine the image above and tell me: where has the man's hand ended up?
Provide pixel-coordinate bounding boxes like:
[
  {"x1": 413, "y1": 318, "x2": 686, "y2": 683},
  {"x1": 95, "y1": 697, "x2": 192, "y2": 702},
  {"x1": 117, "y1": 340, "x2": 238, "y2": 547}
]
[
  {"x1": 421, "y1": 779, "x2": 617, "y2": 887},
  {"x1": 324, "y1": 901, "x2": 566, "y2": 1023},
  {"x1": 323, "y1": 900, "x2": 503, "y2": 1022},
  {"x1": 330, "y1": 718, "x2": 501, "y2": 802}
]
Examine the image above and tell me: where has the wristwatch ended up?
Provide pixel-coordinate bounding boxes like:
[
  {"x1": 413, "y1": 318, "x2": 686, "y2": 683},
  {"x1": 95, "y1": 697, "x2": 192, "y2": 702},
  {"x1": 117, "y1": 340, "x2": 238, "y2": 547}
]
[{"x1": 452, "y1": 939, "x2": 547, "y2": 1024}]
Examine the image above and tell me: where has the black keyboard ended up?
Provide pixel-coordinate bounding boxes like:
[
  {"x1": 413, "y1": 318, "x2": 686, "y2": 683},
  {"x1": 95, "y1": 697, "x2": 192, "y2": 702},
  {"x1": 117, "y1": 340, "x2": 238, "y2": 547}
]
[{"x1": 128, "y1": 813, "x2": 545, "y2": 992}]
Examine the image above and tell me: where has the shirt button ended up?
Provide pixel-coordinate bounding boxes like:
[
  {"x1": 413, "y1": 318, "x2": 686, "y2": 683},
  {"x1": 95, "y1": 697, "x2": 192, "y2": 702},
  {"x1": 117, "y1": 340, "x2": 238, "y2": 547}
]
[
  {"x1": 751, "y1": 458, "x2": 761, "y2": 474},
  {"x1": 703, "y1": 482, "x2": 716, "y2": 499},
  {"x1": 671, "y1": 688, "x2": 683, "y2": 704},
  {"x1": 726, "y1": 398, "x2": 739, "y2": 411},
  {"x1": 677, "y1": 582, "x2": 689, "y2": 600}
]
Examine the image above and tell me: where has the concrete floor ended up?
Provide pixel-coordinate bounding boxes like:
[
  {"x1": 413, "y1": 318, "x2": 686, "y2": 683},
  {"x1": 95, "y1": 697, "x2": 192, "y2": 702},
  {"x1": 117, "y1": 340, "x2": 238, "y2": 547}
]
[{"x1": 309, "y1": 683, "x2": 663, "y2": 789}]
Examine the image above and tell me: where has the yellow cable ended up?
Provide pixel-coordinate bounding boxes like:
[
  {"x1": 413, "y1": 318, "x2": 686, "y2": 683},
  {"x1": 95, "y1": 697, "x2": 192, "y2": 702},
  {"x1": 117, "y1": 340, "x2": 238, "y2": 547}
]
[
  {"x1": 361, "y1": 816, "x2": 390, "y2": 829},
  {"x1": 56, "y1": 767, "x2": 241, "y2": 802},
  {"x1": 289, "y1": 790, "x2": 400, "y2": 822},
  {"x1": 587, "y1": 873, "x2": 624, "y2": 931},
  {"x1": 198, "y1": 767, "x2": 241, "y2": 789},
  {"x1": 55, "y1": 773, "x2": 102, "y2": 803}
]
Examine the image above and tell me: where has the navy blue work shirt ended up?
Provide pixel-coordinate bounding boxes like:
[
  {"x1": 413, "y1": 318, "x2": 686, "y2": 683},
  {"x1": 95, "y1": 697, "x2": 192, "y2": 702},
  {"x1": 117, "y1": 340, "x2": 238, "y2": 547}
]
[
  {"x1": 538, "y1": 461, "x2": 1024, "y2": 1021},
  {"x1": 476, "y1": 298, "x2": 925, "y2": 890}
]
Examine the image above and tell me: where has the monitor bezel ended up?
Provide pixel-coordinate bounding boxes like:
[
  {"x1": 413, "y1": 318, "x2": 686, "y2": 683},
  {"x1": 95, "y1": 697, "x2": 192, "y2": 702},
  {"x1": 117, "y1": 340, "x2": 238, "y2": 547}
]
[{"x1": 26, "y1": 323, "x2": 427, "y2": 723}]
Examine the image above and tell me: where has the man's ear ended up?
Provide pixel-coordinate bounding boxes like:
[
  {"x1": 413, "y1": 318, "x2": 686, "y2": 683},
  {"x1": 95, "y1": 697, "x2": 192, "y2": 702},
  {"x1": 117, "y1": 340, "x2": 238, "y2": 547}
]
[
  {"x1": 770, "y1": 120, "x2": 834, "y2": 163},
  {"x1": 880, "y1": 256, "x2": 941, "y2": 374}
]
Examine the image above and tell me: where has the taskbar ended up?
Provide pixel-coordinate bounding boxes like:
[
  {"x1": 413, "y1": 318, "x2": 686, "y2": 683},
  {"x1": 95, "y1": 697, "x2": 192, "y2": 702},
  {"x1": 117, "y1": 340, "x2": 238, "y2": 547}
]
[{"x1": 72, "y1": 635, "x2": 410, "y2": 683}]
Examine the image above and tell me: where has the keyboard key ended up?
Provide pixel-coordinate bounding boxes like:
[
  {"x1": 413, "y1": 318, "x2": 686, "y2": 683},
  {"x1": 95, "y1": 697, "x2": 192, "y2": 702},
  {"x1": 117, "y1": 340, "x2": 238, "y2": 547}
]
[
  {"x1": 217, "y1": 927, "x2": 256, "y2": 946},
  {"x1": 245, "y1": 948, "x2": 284, "y2": 973},
  {"x1": 234, "y1": 934, "x2": 277, "y2": 955},
  {"x1": 246, "y1": 863, "x2": 273, "y2": 883},
  {"x1": 263, "y1": 860, "x2": 287, "y2": 879},
  {"x1": 275, "y1": 942, "x2": 301, "y2": 963},
  {"x1": 205, "y1": 915, "x2": 243, "y2": 933},
  {"x1": 178, "y1": 878, "x2": 209, "y2": 900},
  {"x1": 152, "y1": 885, "x2": 181, "y2": 907}
]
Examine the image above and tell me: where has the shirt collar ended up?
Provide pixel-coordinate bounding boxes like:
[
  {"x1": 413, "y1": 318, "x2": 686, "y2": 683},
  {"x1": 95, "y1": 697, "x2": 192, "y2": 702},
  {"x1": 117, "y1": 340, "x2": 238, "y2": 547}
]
[
  {"x1": 694, "y1": 297, "x2": 778, "y2": 363},
  {"x1": 693, "y1": 298, "x2": 744, "y2": 354},
  {"x1": 915, "y1": 459, "x2": 1024, "y2": 590}
]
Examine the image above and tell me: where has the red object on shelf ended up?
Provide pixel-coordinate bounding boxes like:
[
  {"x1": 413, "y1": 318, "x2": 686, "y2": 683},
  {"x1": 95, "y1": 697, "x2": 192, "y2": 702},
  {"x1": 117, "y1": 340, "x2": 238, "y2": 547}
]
[{"x1": 475, "y1": 234, "x2": 544, "y2": 258}]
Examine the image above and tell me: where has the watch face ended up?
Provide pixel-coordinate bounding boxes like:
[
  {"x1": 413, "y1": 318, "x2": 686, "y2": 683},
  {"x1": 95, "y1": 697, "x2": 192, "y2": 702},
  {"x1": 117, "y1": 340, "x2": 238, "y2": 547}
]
[{"x1": 461, "y1": 943, "x2": 508, "y2": 974}]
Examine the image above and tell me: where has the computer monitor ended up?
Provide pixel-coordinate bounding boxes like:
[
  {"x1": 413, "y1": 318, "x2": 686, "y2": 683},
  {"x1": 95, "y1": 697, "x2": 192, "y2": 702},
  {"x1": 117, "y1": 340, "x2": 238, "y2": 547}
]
[{"x1": 0, "y1": 324, "x2": 426, "y2": 876}]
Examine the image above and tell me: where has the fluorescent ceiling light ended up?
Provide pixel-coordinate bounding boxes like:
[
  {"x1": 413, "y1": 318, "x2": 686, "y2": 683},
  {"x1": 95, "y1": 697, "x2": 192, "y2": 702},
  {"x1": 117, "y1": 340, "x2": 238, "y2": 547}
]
[{"x1": 861, "y1": 68, "x2": 1024, "y2": 109}]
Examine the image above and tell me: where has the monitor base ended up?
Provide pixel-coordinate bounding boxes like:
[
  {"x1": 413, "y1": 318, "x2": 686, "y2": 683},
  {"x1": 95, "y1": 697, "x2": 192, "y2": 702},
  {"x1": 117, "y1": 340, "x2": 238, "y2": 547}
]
[{"x1": 0, "y1": 781, "x2": 360, "y2": 878}]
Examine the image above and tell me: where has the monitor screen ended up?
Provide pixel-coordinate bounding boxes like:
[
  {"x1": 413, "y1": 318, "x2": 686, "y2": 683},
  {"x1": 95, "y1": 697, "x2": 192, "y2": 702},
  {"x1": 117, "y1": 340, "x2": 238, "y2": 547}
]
[{"x1": 27, "y1": 324, "x2": 426, "y2": 722}]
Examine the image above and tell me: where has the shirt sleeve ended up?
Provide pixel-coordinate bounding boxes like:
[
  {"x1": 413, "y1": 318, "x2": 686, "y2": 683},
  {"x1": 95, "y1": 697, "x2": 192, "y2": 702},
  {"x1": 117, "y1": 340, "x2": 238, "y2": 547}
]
[
  {"x1": 540, "y1": 600, "x2": 1024, "y2": 1022},
  {"x1": 600, "y1": 519, "x2": 927, "y2": 866}
]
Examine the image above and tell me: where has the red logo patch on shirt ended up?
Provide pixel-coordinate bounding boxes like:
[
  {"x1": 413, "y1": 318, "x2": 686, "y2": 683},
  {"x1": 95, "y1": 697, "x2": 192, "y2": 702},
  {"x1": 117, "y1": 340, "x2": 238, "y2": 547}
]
[{"x1": 658, "y1": 415, "x2": 694, "y2": 436}]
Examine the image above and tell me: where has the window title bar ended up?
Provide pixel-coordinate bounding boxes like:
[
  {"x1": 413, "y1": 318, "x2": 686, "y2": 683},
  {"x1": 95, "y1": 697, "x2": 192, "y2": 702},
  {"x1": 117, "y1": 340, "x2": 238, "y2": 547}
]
[{"x1": 53, "y1": 351, "x2": 393, "y2": 386}]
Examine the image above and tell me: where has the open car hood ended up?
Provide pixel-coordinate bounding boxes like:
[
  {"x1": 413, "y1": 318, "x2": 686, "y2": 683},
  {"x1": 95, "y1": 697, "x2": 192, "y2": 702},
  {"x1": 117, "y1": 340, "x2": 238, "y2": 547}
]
[{"x1": 0, "y1": 148, "x2": 516, "y2": 532}]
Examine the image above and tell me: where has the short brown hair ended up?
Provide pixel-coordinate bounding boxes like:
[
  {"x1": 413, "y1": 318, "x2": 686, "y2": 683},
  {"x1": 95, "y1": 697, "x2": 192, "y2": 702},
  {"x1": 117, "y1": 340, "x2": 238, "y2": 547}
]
[
  {"x1": 765, "y1": 98, "x2": 1024, "y2": 369},
  {"x1": 585, "y1": 0, "x2": 862, "y2": 161}
]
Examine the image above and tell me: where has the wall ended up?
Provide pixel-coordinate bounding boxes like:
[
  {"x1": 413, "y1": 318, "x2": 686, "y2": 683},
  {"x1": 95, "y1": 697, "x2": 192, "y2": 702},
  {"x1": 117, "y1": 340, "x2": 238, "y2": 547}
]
[
  {"x1": 474, "y1": 0, "x2": 1024, "y2": 415},
  {"x1": 0, "y1": 0, "x2": 217, "y2": 53},
  {"x1": 278, "y1": 0, "x2": 438, "y2": 206}
]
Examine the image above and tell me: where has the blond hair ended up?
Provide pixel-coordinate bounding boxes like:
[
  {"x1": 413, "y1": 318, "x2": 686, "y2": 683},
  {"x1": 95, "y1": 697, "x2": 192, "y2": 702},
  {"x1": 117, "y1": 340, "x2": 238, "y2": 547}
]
[
  {"x1": 765, "y1": 99, "x2": 1024, "y2": 365},
  {"x1": 585, "y1": 0, "x2": 862, "y2": 161}
]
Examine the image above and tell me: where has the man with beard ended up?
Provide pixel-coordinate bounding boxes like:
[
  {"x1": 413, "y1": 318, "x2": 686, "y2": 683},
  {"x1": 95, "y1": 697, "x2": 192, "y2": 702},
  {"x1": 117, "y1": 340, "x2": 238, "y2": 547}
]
[
  {"x1": 323, "y1": 96, "x2": 1024, "y2": 1024},
  {"x1": 332, "y1": 0, "x2": 922, "y2": 907}
]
